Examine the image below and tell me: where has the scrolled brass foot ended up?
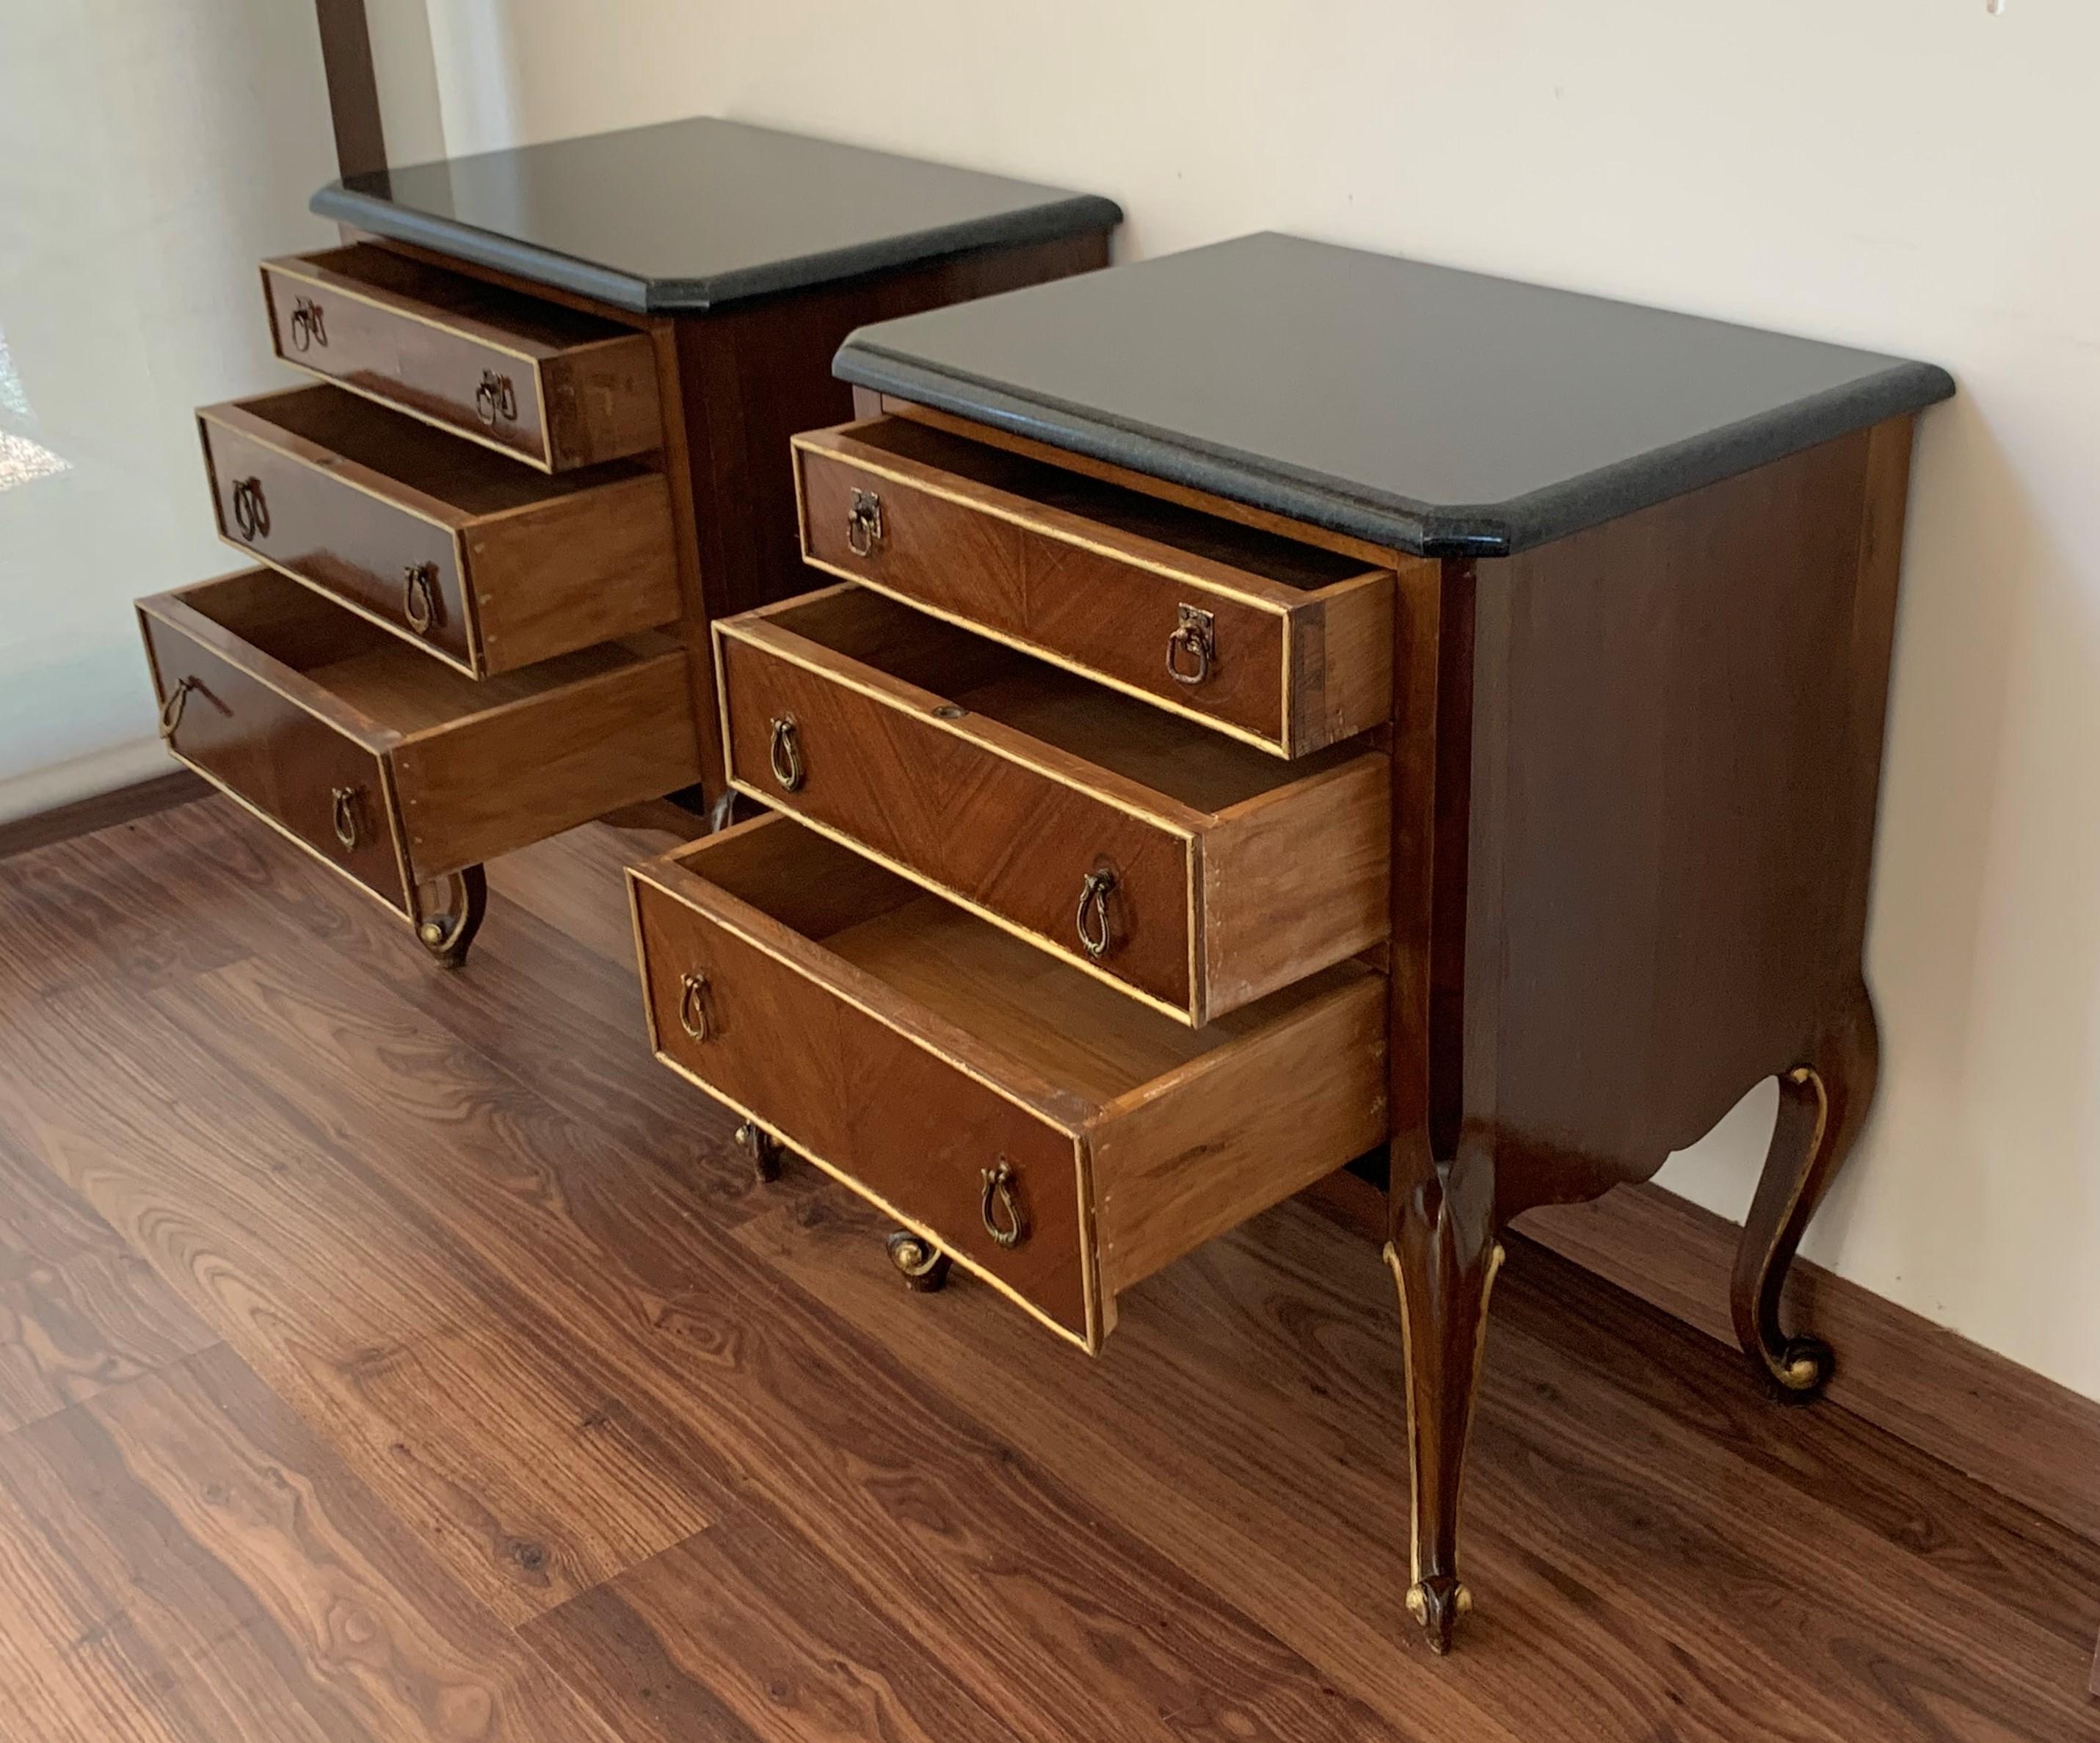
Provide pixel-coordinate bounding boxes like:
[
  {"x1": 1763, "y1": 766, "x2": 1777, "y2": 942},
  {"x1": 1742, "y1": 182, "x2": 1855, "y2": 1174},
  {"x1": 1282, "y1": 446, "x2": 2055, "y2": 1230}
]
[
  {"x1": 885, "y1": 1230, "x2": 950, "y2": 1293},
  {"x1": 734, "y1": 1120, "x2": 782, "y2": 1184},
  {"x1": 1406, "y1": 1576, "x2": 1472, "y2": 1655},
  {"x1": 1765, "y1": 1333, "x2": 1835, "y2": 1402},
  {"x1": 415, "y1": 866, "x2": 488, "y2": 970}
]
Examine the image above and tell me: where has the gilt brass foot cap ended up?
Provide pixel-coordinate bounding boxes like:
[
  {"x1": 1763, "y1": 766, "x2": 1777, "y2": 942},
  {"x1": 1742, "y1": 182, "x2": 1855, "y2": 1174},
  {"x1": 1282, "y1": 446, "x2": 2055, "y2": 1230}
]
[
  {"x1": 1406, "y1": 1577, "x2": 1472, "y2": 1653},
  {"x1": 1765, "y1": 1333, "x2": 1835, "y2": 1403},
  {"x1": 734, "y1": 1121, "x2": 782, "y2": 1184}
]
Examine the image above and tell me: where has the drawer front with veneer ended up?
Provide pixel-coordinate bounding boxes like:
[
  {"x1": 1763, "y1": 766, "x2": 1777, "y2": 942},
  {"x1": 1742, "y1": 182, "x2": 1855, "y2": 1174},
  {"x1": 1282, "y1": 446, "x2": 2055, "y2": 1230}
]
[
  {"x1": 260, "y1": 244, "x2": 661, "y2": 471},
  {"x1": 628, "y1": 813, "x2": 1388, "y2": 1351},
  {"x1": 199, "y1": 386, "x2": 680, "y2": 676},
  {"x1": 713, "y1": 584, "x2": 1390, "y2": 1027},
  {"x1": 139, "y1": 569, "x2": 704, "y2": 935},
  {"x1": 794, "y1": 416, "x2": 1394, "y2": 757}
]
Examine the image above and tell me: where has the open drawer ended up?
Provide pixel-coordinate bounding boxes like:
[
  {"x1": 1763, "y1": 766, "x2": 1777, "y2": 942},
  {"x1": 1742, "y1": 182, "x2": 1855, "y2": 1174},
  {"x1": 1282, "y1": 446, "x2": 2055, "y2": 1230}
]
[
  {"x1": 200, "y1": 386, "x2": 680, "y2": 676},
  {"x1": 793, "y1": 415, "x2": 1394, "y2": 757},
  {"x1": 261, "y1": 244, "x2": 661, "y2": 472},
  {"x1": 139, "y1": 569, "x2": 702, "y2": 921},
  {"x1": 714, "y1": 584, "x2": 1390, "y2": 1026},
  {"x1": 628, "y1": 813, "x2": 1389, "y2": 1351}
]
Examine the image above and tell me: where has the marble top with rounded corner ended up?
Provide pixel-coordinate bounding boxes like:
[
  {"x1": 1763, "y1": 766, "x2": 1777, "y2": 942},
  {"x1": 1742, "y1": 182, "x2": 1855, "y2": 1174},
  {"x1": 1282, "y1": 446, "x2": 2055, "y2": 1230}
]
[
  {"x1": 313, "y1": 116, "x2": 1122, "y2": 316},
  {"x1": 833, "y1": 233, "x2": 1954, "y2": 557}
]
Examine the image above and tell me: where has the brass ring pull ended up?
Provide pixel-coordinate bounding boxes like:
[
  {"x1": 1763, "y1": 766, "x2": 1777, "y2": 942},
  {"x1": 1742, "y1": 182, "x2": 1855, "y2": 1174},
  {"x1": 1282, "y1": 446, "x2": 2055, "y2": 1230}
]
[
  {"x1": 1075, "y1": 867, "x2": 1117, "y2": 961},
  {"x1": 769, "y1": 714, "x2": 804, "y2": 792},
  {"x1": 1166, "y1": 604, "x2": 1215, "y2": 687},
  {"x1": 330, "y1": 786, "x2": 362, "y2": 851},
  {"x1": 230, "y1": 477, "x2": 270, "y2": 541},
  {"x1": 678, "y1": 971, "x2": 711, "y2": 1040},
  {"x1": 402, "y1": 563, "x2": 437, "y2": 635},
  {"x1": 846, "y1": 488, "x2": 884, "y2": 557},
  {"x1": 980, "y1": 1158, "x2": 1028, "y2": 1250},
  {"x1": 474, "y1": 370, "x2": 517, "y2": 426},
  {"x1": 288, "y1": 296, "x2": 326, "y2": 351},
  {"x1": 158, "y1": 677, "x2": 197, "y2": 741}
]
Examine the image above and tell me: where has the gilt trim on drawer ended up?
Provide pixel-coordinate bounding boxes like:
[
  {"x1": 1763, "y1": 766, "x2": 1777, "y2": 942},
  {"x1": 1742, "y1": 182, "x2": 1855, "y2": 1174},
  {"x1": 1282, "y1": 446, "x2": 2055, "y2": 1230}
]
[{"x1": 791, "y1": 418, "x2": 1399, "y2": 758}]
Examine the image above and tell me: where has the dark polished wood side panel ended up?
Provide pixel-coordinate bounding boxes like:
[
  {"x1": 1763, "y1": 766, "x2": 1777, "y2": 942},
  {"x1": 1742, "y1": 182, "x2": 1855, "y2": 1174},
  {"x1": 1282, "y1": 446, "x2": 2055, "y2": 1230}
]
[
  {"x1": 1461, "y1": 422, "x2": 1910, "y2": 1213},
  {"x1": 716, "y1": 628, "x2": 1195, "y2": 1015},
  {"x1": 138, "y1": 603, "x2": 407, "y2": 912},
  {"x1": 630, "y1": 871, "x2": 1091, "y2": 1338}
]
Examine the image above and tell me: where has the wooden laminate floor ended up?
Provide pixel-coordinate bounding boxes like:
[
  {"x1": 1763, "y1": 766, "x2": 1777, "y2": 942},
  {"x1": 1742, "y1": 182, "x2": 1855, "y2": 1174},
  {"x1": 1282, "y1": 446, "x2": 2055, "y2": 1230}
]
[{"x1": 1, "y1": 794, "x2": 2095, "y2": 1743}]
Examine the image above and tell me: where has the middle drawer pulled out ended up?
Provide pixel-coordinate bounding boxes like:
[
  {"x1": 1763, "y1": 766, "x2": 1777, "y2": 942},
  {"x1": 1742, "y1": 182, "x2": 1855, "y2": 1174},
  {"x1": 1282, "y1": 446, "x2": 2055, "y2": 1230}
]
[
  {"x1": 199, "y1": 385, "x2": 680, "y2": 678},
  {"x1": 715, "y1": 584, "x2": 1389, "y2": 1027}
]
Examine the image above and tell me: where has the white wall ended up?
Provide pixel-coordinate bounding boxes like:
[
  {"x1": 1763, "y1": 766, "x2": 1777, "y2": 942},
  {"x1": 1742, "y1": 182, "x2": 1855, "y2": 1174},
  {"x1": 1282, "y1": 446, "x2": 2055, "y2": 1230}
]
[
  {"x1": 0, "y1": 1, "x2": 344, "y2": 821},
  {"x1": 382, "y1": 1, "x2": 2099, "y2": 1404}
]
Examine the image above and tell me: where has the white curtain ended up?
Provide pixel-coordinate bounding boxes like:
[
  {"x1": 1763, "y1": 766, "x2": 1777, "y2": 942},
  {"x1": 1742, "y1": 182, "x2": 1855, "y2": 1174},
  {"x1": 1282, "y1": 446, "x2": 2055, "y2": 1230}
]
[{"x1": 0, "y1": 1, "x2": 342, "y2": 817}]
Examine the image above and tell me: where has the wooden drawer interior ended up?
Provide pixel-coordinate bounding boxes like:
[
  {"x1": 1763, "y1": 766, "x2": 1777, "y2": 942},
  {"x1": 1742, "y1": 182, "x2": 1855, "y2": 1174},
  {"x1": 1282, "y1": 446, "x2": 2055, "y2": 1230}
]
[
  {"x1": 150, "y1": 569, "x2": 700, "y2": 885},
  {"x1": 795, "y1": 414, "x2": 1393, "y2": 755},
  {"x1": 202, "y1": 385, "x2": 680, "y2": 675},
  {"x1": 261, "y1": 244, "x2": 661, "y2": 471},
  {"x1": 716, "y1": 584, "x2": 1389, "y2": 1024},
  {"x1": 632, "y1": 813, "x2": 1388, "y2": 1351}
]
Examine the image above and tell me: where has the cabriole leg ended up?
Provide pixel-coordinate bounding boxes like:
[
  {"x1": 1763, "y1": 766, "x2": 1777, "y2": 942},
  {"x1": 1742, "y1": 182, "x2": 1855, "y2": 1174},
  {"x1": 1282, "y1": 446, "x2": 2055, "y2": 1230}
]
[
  {"x1": 734, "y1": 1120, "x2": 782, "y2": 1184},
  {"x1": 415, "y1": 866, "x2": 487, "y2": 970},
  {"x1": 1387, "y1": 1144, "x2": 1502, "y2": 1653},
  {"x1": 1730, "y1": 981, "x2": 1879, "y2": 1399}
]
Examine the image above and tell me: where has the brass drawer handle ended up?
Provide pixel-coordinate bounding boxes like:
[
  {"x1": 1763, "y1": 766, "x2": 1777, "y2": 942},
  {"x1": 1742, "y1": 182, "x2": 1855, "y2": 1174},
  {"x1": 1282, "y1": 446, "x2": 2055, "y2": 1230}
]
[
  {"x1": 158, "y1": 677, "x2": 198, "y2": 741},
  {"x1": 769, "y1": 714, "x2": 805, "y2": 792},
  {"x1": 1075, "y1": 867, "x2": 1118, "y2": 961},
  {"x1": 981, "y1": 1158, "x2": 1028, "y2": 1250},
  {"x1": 1166, "y1": 604, "x2": 1215, "y2": 686},
  {"x1": 330, "y1": 785, "x2": 363, "y2": 851},
  {"x1": 678, "y1": 970, "x2": 711, "y2": 1040},
  {"x1": 474, "y1": 370, "x2": 518, "y2": 426},
  {"x1": 402, "y1": 563, "x2": 437, "y2": 635},
  {"x1": 288, "y1": 295, "x2": 327, "y2": 351},
  {"x1": 846, "y1": 488, "x2": 884, "y2": 557},
  {"x1": 230, "y1": 476, "x2": 271, "y2": 542}
]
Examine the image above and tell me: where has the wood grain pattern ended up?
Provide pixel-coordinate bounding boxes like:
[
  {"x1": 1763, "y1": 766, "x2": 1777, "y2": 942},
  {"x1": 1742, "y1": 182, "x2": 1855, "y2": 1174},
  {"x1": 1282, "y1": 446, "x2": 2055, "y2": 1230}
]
[
  {"x1": 200, "y1": 387, "x2": 679, "y2": 675},
  {"x1": 0, "y1": 1136, "x2": 217, "y2": 1435},
  {"x1": 794, "y1": 415, "x2": 1389, "y2": 755},
  {"x1": 0, "y1": 967, "x2": 722, "y2": 1623},
  {"x1": 524, "y1": 1504, "x2": 1009, "y2": 1743},
  {"x1": 1089, "y1": 967, "x2": 1387, "y2": 1294},
  {"x1": 673, "y1": 232, "x2": 1113, "y2": 632},
  {"x1": 637, "y1": 813, "x2": 1392, "y2": 1351},
  {"x1": 716, "y1": 585, "x2": 1387, "y2": 1024},
  {"x1": 139, "y1": 582, "x2": 410, "y2": 913},
  {"x1": 1514, "y1": 1178, "x2": 2100, "y2": 1548},
  {"x1": 261, "y1": 245, "x2": 660, "y2": 471},
  {"x1": 2, "y1": 798, "x2": 2095, "y2": 1739},
  {"x1": 143, "y1": 569, "x2": 701, "y2": 896},
  {"x1": 0, "y1": 1343, "x2": 617, "y2": 1742},
  {"x1": 389, "y1": 637, "x2": 700, "y2": 879}
]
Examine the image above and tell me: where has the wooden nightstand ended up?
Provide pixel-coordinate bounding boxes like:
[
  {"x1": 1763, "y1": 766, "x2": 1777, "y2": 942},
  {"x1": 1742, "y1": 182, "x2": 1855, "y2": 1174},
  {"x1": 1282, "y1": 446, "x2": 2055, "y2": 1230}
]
[
  {"x1": 630, "y1": 231, "x2": 1954, "y2": 1652},
  {"x1": 139, "y1": 117, "x2": 1118, "y2": 966}
]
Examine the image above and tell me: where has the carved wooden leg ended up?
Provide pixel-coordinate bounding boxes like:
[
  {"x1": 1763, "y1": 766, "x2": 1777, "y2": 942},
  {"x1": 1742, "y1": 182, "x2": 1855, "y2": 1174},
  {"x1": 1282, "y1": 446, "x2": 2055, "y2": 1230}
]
[
  {"x1": 1386, "y1": 1145, "x2": 1502, "y2": 1653},
  {"x1": 1730, "y1": 982, "x2": 1879, "y2": 1399},
  {"x1": 415, "y1": 866, "x2": 487, "y2": 971},
  {"x1": 734, "y1": 1120, "x2": 782, "y2": 1184}
]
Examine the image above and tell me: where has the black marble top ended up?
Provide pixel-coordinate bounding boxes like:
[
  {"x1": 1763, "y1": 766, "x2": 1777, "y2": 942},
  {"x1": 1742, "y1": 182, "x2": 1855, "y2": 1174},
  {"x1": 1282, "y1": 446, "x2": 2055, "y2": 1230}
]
[
  {"x1": 312, "y1": 117, "x2": 1121, "y2": 315},
  {"x1": 834, "y1": 233, "x2": 1954, "y2": 557}
]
